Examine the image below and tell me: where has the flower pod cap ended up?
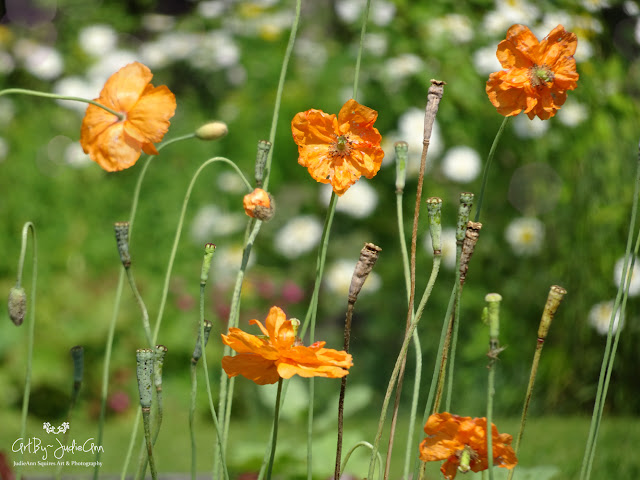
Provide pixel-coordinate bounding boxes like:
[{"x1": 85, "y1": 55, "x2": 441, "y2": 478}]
[
  {"x1": 195, "y1": 121, "x2": 228, "y2": 141},
  {"x1": 243, "y1": 188, "x2": 275, "y2": 221},
  {"x1": 8, "y1": 286, "x2": 27, "y2": 326}
]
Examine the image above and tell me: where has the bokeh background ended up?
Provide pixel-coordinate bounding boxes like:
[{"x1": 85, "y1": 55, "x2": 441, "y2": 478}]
[{"x1": 1, "y1": 0, "x2": 640, "y2": 478}]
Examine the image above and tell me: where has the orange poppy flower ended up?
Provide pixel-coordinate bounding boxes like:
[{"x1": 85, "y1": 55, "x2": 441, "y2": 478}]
[
  {"x1": 419, "y1": 412, "x2": 517, "y2": 479},
  {"x1": 80, "y1": 62, "x2": 177, "y2": 172},
  {"x1": 291, "y1": 99, "x2": 384, "y2": 196},
  {"x1": 486, "y1": 24, "x2": 578, "y2": 120},
  {"x1": 221, "y1": 306, "x2": 353, "y2": 385}
]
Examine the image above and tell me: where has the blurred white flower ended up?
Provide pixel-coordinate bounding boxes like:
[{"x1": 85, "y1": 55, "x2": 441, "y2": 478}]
[
  {"x1": 142, "y1": 13, "x2": 176, "y2": 32},
  {"x1": 441, "y1": 146, "x2": 482, "y2": 184},
  {"x1": 78, "y1": 25, "x2": 118, "y2": 57},
  {"x1": 211, "y1": 244, "x2": 256, "y2": 282},
  {"x1": 589, "y1": 300, "x2": 624, "y2": 335},
  {"x1": 364, "y1": 33, "x2": 388, "y2": 57},
  {"x1": 483, "y1": 0, "x2": 539, "y2": 35},
  {"x1": 383, "y1": 53, "x2": 423, "y2": 84},
  {"x1": 424, "y1": 227, "x2": 457, "y2": 270},
  {"x1": 319, "y1": 181, "x2": 378, "y2": 219},
  {"x1": 0, "y1": 137, "x2": 9, "y2": 162},
  {"x1": 557, "y1": 102, "x2": 588, "y2": 127},
  {"x1": 87, "y1": 50, "x2": 138, "y2": 84},
  {"x1": 64, "y1": 142, "x2": 92, "y2": 168},
  {"x1": 324, "y1": 259, "x2": 381, "y2": 297},
  {"x1": 0, "y1": 50, "x2": 15, "y2": 75},
  {"x1": 191, "y1": 205, "x2": 246, "y2": 245},
  {"x1": 536, "y1": 11, "x2": 573, "y2": 37},
  {"x1": 197, "y1": 1, "x2": 226, "y2": 19},
  {"x1": 383, "y1": 108, "x2": 443, "y2": 175},
  {"x1": 473, "y1": 46, "x2": 502, "y2": 76},
  {"x1": 16, "y1": 41, "x2": 63, "y2": 80},
  {"x1": 217, "y1": 170, "x2": 247, "y2": 194},
  {"x1": 512, "y1": 114, "x2": 549, "y2": 139},
  {"x1": 274, "y1": 216, "x2": 323, "y2": 258},
  {"x1": 54, "y1": 76, "x2": 98, "y2": 113},
  {"x1": 139, "y1": 41, "x2": 172, "y2": 69},
  {"x1": 295, "y1": 38, "x2": 328, "y2": 68},
  {"x1": 192, "y1": 31, "x2": 240, "y2": 70},
  {"x1": 335, "y1": 0, "x2": 394, "y2": 26},
  {"x1": 372, "y1": 1, "x2": 396, "y2": 26},
  {"x1": 505, "y1": 217, "x2": 545, "y2": 256},
  {"x1": 626, "y1": 1, "x2": 640, "y2": 16},
  {"x1": 574, "y1": 38, "x2": 593, "y2": 63},
  {"x1": 429, "y1": 14, "x2": 474, "y2": 43},
  {"x1": 613, "y1": 256, "x2": 640, "y2": 297},
  {"x1": 581, "y1": 0, "x2": 610, "y2": 12}
]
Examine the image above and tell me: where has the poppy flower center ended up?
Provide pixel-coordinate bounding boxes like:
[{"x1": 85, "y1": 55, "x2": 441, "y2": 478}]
[
  {"x1": 529, "y1": 64, "x2": 554, "y2": 87},
  {"x1": 331, "y1": 134, "x2": 353, "y2": 157}
]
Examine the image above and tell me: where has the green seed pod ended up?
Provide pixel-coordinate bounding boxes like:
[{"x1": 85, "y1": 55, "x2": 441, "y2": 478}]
[{"x1": 195, "y1": 121, "x2": 228, "y2": 141}]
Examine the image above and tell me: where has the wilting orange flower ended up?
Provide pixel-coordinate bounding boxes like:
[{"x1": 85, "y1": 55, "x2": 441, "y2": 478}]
[
  {"x1": 80, "y1": 62, "x2": 177, "y2": 172},
  {"x1": 243, "y1": 187, "x2": 275, "y2": 221},
  {"x1": 486, "y1": 24, "x2": 578, "y2": 120},
  {"x1": 221, "y1": 306, "x2": 353, "y2": 385},
  {"x1": 419, "y1": 412, "x2": 517, "y2": 479},
  {"x1": 291, "y1": 99, "x2": 384, "y2": 196}
]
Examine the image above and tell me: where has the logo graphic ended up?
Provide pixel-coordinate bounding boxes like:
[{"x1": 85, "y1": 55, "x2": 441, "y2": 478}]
[{"x1": 42, "y1": 422, "x2": 70, "y2": 435}]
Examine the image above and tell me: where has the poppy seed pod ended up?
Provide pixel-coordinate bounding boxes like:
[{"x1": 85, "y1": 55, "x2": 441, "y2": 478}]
[
  {"x1": 243, "y1": 188, "x2": 275, "y2": 221},
  {"x1": 8, "y1": 285, "x2": 27, "y2": 326},
  {"x1": 195, "y1": 121, "x2": 228, "y2": 141}
]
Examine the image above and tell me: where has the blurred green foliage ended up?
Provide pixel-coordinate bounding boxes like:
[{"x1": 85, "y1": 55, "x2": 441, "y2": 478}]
[{"x1": 1, "y1": 0, "x2": 640, "y2": 475}]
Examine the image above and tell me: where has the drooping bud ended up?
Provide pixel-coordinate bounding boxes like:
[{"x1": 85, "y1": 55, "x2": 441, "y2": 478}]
[
  {"x1": 114, "y1": 222, "x2": 131, "y2": 268},
  {"x1": 426, "y1": 197, "x2": 442, "y2": 255},
  {"x1": 394, "y1": 141, "x2": 408, "y2": 193},
  {"x1": 192, "y1": 320, "x2": 213, "y2": 364},
  {"x1": 195, "y1": 121, "x2": 228, "y2": 141},
  {"x1": 243, "y1": 188, "x2": 275, "y2": 221},
  {"x1": 8, "y1": 285, "x2": 26, "y2": 326},
  {"x1": 135, "y1": 348, "x2": 154, "y2": 409},
  {"x1": 255, "y1": 140, "x2": 272, "y2": 187},
  {"x1": 348, "y1": 243, "x2": 382, "y2": 304}
]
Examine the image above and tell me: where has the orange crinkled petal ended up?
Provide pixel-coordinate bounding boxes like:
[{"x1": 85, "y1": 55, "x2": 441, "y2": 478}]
[
  {"x1": 221, "y1": 354, "x2": 280, "y2": 385},
  {"x1": 87, "y1": 123, "x2": 143, "y2": 172},
  {"x1": 99, "y1": 62, "x2": 154, "y2": 113},
  {"x1": 127, "y1": 84, "x2": 176, "y2": 144}
]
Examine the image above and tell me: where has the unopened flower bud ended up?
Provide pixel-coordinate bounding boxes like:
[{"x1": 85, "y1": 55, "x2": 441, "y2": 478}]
[
  {"x1": 201, "y1": 243, "x2": 216, "y2": 285},
  {"x1": 114, "y1": 222, "x2": 131, "y2": 268},
  {"x1": 192, "y1": 320, "x2": 213, "y2": 364},
  {"x1": 154, "y1": 345, "x2": 168, "y2": 392},
  {"x1": 255, "y1": 140, "x2": 272, "y2": 187},
  {"x1": 457, "y1": 192, "x2": 474, "y2": 244},
  {"x1": 394, "y1": 141, "x2": 408, "y2": 193},
  {"x1": 8, "y1": 286, "x2": 26, "y2": 326},
  {"x1": 195, "y1": 121, "x2": 228, "y2": 141},
  {"x1": 136, "y1": 348, "x2": 154, "y2": 409},
  {"x1": 243, "y1": 188, "x2": 275, "y2": 221},
  {"x1": 538, "y1": 285, "x2": 567, "y2": 340},
  {"x1": 426, "y1": 198, "x2": 442, "y2": 255}
]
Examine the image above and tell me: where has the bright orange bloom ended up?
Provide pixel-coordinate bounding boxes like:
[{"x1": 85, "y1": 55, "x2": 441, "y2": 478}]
[
  {"x1": 419, "y1": 413, "x2": 517, "y2": 479},
  {"x1": 243, "y1": 187, "x2": 274, "y2": 221},
  {"x1": 486, "y1": 24, "x2": 578, "y2": 120},
  {"x1": 291, "y1": 99, "x2": 384, "y2": 196},
  {"x1": 221, "y1": 306, "x2": 353, "y2": 385},
  {"x1": 80, "y1": 62, "x2": 177, "y2": 171}
]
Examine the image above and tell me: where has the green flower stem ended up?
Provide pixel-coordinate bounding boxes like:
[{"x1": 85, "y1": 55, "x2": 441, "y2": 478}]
[
  {"x1": 218, "y1": 219, "x2": 263, "y2": 478},
  {"x1": 352, "y1": 0, "x2": 372, "y2": 100},
  {"x1": 14, "y1": 222, "x2": 37, "y2": 480},
  {"x1": 300, "y1": 191, "x2": 338, "y2": 480},
  {"x1": 266, "y1": 378, "x2": 284, "y2": 480},
  {"x1": 262, "y1": 0, "x2": 301, "y2": 191},
  {"x1": 341, "y1": 441, "x2": 382, "y2": 480},
  {"x1": 0, "y1": 88, "x2": 124, "y2": 120},
  {"x1": 508, "y1": 285, "x2": 566, "y2": 480},
  {"x1": 124, "y1": 267, "x2": 153, "y2": 347},
  {"x1": 484, "y1": 293, "x2": 503, "y2": 480},
  {"x1": 141, "y1": 408, "x2": 158, "y2": 480},
  {"x1": 580, "y1": 147, "x2": 640, "y2": 480},
  {"x1": 474, "y1": 116, "x2": 509, "y2": 223},
  {"x1": 368, "y1": 255, "x2": 441, "y2": 480}
]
